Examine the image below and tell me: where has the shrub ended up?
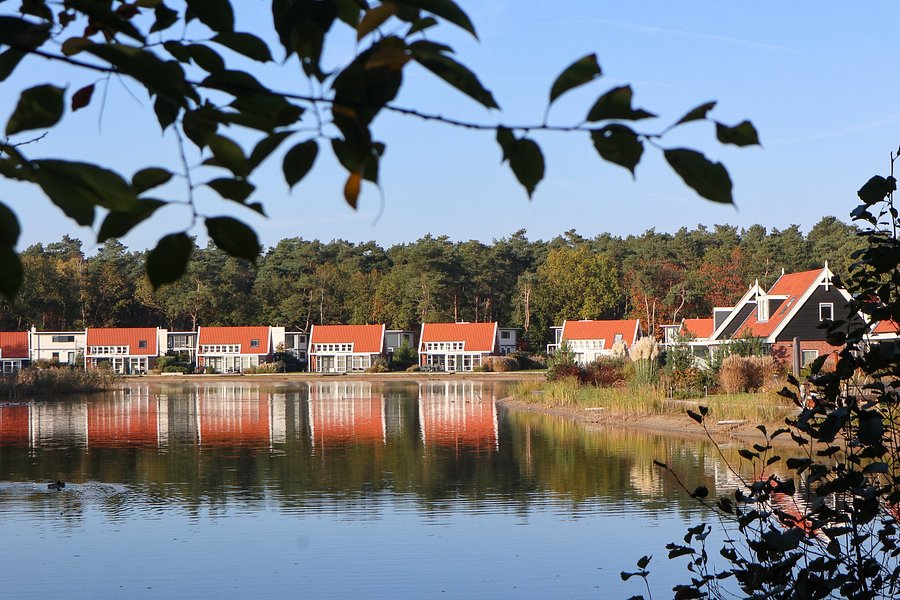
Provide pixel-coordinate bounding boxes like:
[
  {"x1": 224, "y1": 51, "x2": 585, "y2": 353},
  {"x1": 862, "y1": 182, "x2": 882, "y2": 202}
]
[
  {"x1": 163, "y1": 365, "x2": 188, "y2": 374},
  {"x1": 391, "y1": 342, "x2": 417, "y2": 371},
  {"x1": 583, "y1": 357, "x2": 626, "y2": 387},
  {"x1": 546, "y1": 362, "x2": 582, "y2": 382},
  {"x1": 509, "y1": 351, "x2": 545, "y2": 370},
  {"x1": 243, "y1": 361, "x2": 283, "y2": 374},
  {"x1": 717, "y1": 355, "x2": 778, "y2": 393},
  {"x1": 365, "y1": 363, "x2": 389, "y2": 373},
  {"x1": 406, "y1": 364, "x2": 421, "y2": 372},
  {"x1": 485, "y1": 356, "x2": 520, "y2": 372}
]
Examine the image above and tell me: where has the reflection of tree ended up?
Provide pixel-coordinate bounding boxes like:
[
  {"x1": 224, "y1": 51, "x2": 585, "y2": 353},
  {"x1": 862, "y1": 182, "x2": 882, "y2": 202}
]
[{"x1": 0, "y1": 382, "x2": 754, "y2": 519}]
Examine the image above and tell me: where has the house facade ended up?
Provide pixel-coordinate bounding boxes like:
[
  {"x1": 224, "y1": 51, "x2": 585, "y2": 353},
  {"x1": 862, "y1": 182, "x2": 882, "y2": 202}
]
[
  {"x1": 166, "y1": 331, "x2": 197, "y2": 363},
  {"x1": 308, "y1": 324, "x2": 386, "y2": 373},
  {"x1": 418, "y1": 322, "x2": 498, "y2": 372},
  {"x1": 550, "y1": 319, "x2": 642, "y2": 365},
  {"x1": 85, "y1": 327, "x2": 165, "y2": 374},
  {"x1": 707, "y1": 265, "x2": 862, "y2": 367},
  {"x1": 196, "y1": 326, "x2": 277, "y2": 373},
  {"x1": 283, "y1": 331, "x2": 309, "y2": 366},
  {"x1": 498, "y1": 327, "x2": 520, "y2": 355},
  {"x1": 0, "y1": 331, "x2": 29, "y2": 373},
  {"x1": 29, "y1": 328, "x2": 86, "y2": 365}
]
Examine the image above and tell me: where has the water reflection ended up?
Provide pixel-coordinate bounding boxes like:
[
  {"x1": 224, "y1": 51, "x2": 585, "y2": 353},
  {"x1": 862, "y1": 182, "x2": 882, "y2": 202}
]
[{"x1": 0, "y1": 380, "x2": 762, "y2": 598}]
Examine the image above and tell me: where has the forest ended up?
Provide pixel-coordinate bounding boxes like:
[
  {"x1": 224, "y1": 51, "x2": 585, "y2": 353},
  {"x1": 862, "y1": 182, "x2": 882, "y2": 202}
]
[{"x1": 0, "y1": 216, "x2": 860, "y2": 350}]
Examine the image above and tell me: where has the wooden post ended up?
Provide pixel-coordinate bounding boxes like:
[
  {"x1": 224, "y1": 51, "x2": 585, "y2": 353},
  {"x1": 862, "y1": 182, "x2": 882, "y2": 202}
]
[{"x1": 792, "y1": 336, "x2": 801, "y2": 378}]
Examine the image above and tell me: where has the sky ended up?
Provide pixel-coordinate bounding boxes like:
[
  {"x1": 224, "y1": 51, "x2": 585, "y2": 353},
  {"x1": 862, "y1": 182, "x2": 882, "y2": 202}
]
[{"x1": 2, "y1": 1, "x2": 899, "y2": 254}]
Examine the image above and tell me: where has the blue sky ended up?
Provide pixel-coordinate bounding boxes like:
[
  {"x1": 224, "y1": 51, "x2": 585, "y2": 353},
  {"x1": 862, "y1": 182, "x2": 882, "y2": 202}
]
[{"x1": 2, "y1": 2, "x2": 899, "y2": 253}]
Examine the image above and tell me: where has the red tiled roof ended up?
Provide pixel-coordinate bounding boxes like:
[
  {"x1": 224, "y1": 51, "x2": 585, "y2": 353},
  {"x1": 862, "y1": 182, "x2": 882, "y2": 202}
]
[
  {"x1": 86, "y1": 328, "x2": 158, "y2": 356},
  {"x1": 561, "y1": 319, "x2": 640, "y2": 346},
  {"x1": 0, "y1": 331, "x2": 28, "y2": 359},
  {"x1": 310, "y1": 324, "x2": 385, "y2": 354},
  {"x1": 735, "y1": 269, "x2": 823, "y2": 338},
  {"x1": 197, "y1": 326, "x2": 271, "y2": 354},
  {"x1": 683, "y1": 318, "x2": 714, "y2": 340},
  {"x1": 872, "y1": 319, "x2": 900, "y2": 334},
  {"x1": 420, "y1": 322, "x2": 497, "y2": 353}
]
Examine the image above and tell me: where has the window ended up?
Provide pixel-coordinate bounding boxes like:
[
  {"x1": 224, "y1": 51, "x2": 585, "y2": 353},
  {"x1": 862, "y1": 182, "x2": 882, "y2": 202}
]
[
  {"x1": 819, "y1": 303, "x2": 834, "y2": 321},
  {"x1": 51, "y1": 335, "x2": 75, "y2": 343},
  {"x1": 500, "y1": 330, "x2": 510, "y2": 339},
  {"x1": 138, "y1": 340, "x2": 148, "y2": 349},
  {"x1": 614, "y1": 333, "x2": 623, "y2": 344},
  {"x1": 250, "y1": 339, "x2": 260, "y2": 348},
  {"x1": 51, "y1": 352, "x2": 59, "y2": 360},
  {"x1": 757, "y1": 299, "x2": 769, "y2": 322},
  {"x1": 801, "y1": 349, "x2": 819, "y2": 367}
]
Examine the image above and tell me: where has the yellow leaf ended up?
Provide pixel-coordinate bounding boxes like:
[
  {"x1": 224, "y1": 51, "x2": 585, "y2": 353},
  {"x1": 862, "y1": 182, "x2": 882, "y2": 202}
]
[
  {"x1": 61, "y1": 37, "x2": 92, "y2": 57},
  {"x1": 344, "y1": 171, "x2": 362, "y2": 209},
  {"x1": 357, "y1": 3, "x2": 397, "y2": 41}
]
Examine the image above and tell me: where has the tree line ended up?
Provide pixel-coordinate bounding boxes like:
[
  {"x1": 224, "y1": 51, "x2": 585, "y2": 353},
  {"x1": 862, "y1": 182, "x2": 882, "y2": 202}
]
[{"x1": 0, "y1": 216, "x2": 860, "y2": 350}]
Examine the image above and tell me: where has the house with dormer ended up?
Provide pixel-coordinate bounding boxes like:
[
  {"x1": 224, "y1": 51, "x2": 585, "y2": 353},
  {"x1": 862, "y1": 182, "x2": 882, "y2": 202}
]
[
  {"x1": 0, "y1": 331, "x2": 29, "y2": 373},
  {"x1": 707, "y1": 265, "x2": 863, "y2": 367},
  {"x1": 84, "y1": 327, "x2": 166, "y2": 374},
  {"x1": 547, "y1": 319, "x2": 641, "y2": 365},
  {"x1": 308, "y1": 324, "x2": 386, "y2": 373},
  {"x1": 196, "y1": 326, "x2": 279, "y2": 373},
  {"x1": 418, "y1": 322, "x2": 498, "y2": 371}
]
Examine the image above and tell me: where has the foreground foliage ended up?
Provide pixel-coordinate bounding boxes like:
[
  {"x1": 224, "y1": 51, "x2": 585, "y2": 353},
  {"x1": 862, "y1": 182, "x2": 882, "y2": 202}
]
[
  {"x1": 0, "y1": 0, "x2": 758, "y2": 298},
  {"x1": 0, "y1": 365, "x2": 115, "y2": 397},
  {"x1": 625, "y1": 154, "x2": 900, "y2": 599}
]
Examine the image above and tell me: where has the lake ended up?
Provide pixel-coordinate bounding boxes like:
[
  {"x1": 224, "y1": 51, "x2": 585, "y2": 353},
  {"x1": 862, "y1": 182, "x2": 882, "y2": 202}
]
[{"x1": 0, "y1": 379, "x2": 745, "y2": 598}]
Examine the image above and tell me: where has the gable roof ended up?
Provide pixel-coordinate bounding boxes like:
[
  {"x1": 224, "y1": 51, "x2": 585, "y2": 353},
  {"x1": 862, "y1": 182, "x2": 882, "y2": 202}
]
[
  {"x1": 732, "y1": 269, "x2": 823, "y2": 339},
  {"x1": 197, "y1": 326, "x2": 271, "y2": 354},
  {"x1": 0, "y1": 332, "x2": 28, "y2": 359},
  {"x1": 86, "y1": 328, "x2": 158, "y2": 356},
  {"x1": 560, "y1": 319, "x2": 640, "y2": 346},
  {"x1": 683, "y1": 318, "x2": 714, "y2": 340},
  {"x1": 709, "y1": 281, "x2": 765, "y2": 341},
  {"x1": 309, "y1": 324, "x2": 385, "y2": 354},
  {"x1": 420, "y1": 322, "x2": 498, "y2": 353}
]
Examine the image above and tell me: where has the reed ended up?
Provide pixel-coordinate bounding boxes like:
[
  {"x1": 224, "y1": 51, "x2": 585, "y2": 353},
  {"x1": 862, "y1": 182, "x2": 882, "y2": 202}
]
[{"x1": 0, "y1": 367, "x2": 116, "y2": 397}]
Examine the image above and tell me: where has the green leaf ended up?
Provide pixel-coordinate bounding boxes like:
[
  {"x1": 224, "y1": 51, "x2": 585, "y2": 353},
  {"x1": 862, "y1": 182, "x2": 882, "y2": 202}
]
[
  {"x1": 66, "y1": 0, "x2": 145, "y2": 42},
  {"x1": 132, "y1": 167, "x2": 173, "y2": 194},
  {"x1": 97, "y1": 199, "x2": 165, "y2": 242},
  {"x1": 212, "y1": 32, "x2": 273, "y2": 62},
  {"x1": 87, "y1": 44, "x2": 192, "y2": 106},
  {"x1": 664, "y1": 149, "x2": 734, "y2": 204},
  {"x1": 150, "y1": 4, "x2": 179, "y2": 34},
  {"x1": 508, "y1": 138, "x2": 544, "y2": 198},
  {"x1": 6, "y1": 84, "x2": 65, "y2": 135},
  {"x1": 229, "y1": 95, "x2": 304, "y2": 132},
  {"x1": 249, "y1": 131, "x2": 293, "y2": 170},
  {"x1": 675, "y1": 101, "x2": 716, "y2": 125},
  {"x1": 393, "y1": 0, "x2": 477, "y2": 38},
  {"x1": 357, "y1": 4, "x2": 397, "y2": 40},
  {"x1": 0, "y1": 48, "x2": 27, "y2": 83},
  {"x1": 0, "y1": 201, "x2": 20, "y2": 246},
  {"x1": 410, "y1": 42, "x2": 498, "y2": 109},
  {"x1": 283, "y1": 140, "x2": 319, "y2": 189},
  {"x1": 201, "y1": 69, "x2": 268, "y2": 96},
  {"x1": 0, "y1": 245, "x2": 22, "y2": 300},
  {"x1": 590, "y1": 125, "x2": 643, "y2": 175},
  {"x1": 154, "y1": 96, "x2": 180, "y2": 131},
  {"x1": 207, "y1": 135, "x2": 249, "y2": 177},
  {"x1": 408, "y1": 16, "x2": 438, "y2": 35},
  {"x1": 185, "y1": 0, "x2": 234, "y2": 33},
  {"x1": 187, "y1": 44, "x2": 225, "y2": 73},
  {"x1": 496, "y1": 127, "x2": 515, "y2": 163},
  {"x1": 207, "y1": 178, "x2": 255, "y2": 203},
  {"x1": 586, "y1": 85, "x2": 655, "y2": 122},
  {"x1": 71, "y1": 84, "x2": 94, "y2": 112},
  {"x1": 715, "y1": 120, "x2": 760, "y2": 147},
  {"x1": 331, "y1": 138, "x2": 384, "y2": 183},
  {"x1": 34, "y1": 160, "x2": 139, "y2": 224},
  {"x1": 147, "y1": 232, "x2": 193, "y2": 289},
  {"x1": 549, "y1": 53, "x2": 602, "y2": 105},
  {"x1": 205, "y1": 216, "x2": 260, "y2": 260}
]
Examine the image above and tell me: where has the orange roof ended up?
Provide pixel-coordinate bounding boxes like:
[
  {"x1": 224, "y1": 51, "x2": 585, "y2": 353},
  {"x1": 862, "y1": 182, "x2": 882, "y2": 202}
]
[
  {"x1": 309, "y1": 324, "x2": 385, "y2": 353},
  {"x1": 683, "y1": 318, "x2": 714, "y2": 340},
  {"x1": 561, "y1": 319, "x2": 640, "y2": 346},
  {"x1": 198, "y1": 326, "x2": 271, "y2": 354},
  {"x1": 0, "y1": 331, "x2": 28, "y2": 359},
  {"x1": 86, "y1": 328, "x2": 158, "y2": 356},
  {"x1": 420, "y1": 322, "x2": 497, "y2": 353},
  {"x1": 872, "y1": 319, "x2": 900, "y2": 335},
  {"x1": 735, "y1": 269, "x2": 823, "y2": 338}
]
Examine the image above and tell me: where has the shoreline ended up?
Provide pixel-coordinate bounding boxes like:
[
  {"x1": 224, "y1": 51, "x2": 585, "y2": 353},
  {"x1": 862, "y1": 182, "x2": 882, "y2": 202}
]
[{"x1": 129, "y1": 371, "x2": 547, "y2": 383}]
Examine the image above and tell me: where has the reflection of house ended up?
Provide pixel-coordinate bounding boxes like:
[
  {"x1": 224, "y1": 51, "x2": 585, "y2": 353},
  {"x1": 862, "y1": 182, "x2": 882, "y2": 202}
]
[
  {"x1": 29, "y1": 328, "x2": 85, "y2": 365},
  {"x1": 1, "y1": 402, "x2": 90, "y2": 447},
  {"x1": 418, "y1": 381, "x2": 498, "y2": 451},
  {"x1": 198, "y1": 384, "x2": 272, "y2": 446},
  {"x1": 418, "y1": 322, "x2": 498, "y2": 371},
  {"x1": 308, "y1": 381, "x2": 385, "y2": 448},
  {"x1": 87, "y1": 393, "x2": 163, "y2": 447},
  {"x1": 196, "y1": 326, "x2": 277, "y2": 373},
  {"x1": 706, "y1": 265, "x2": 863, "y2": 367},
  {"x1": 0, "y1": 331, "x2": 29, "y2": 373},
  {"x1": 85, "y1": 327, "x2": 165, "y2": 374},
  {"x1": 308, "y1": 324, "x2": 386, "y2": 373},
  {"x1": 0, "y1": 404, "x2": 29, "y2": 445},
  {"x1": 548, "y1": 319, "x2": 642, "y2": 365}
]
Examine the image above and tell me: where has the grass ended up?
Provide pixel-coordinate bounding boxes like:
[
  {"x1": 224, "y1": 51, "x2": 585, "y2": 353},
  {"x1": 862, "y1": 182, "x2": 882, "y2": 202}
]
[
  {"x1": 0, "y1": 367, "x2": 117, "y2": 397},
  {"x1": 510, "y1": 378, "x2": 796, "y2": 424}
]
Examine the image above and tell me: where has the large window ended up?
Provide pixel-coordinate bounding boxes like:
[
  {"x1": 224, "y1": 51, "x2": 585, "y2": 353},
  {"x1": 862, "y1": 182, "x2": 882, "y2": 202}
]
[
  {"x1": 201, "y1": 344, "x2": 240, "y2": 354},
  {"x1": 819, "y1": 303, "x2": 834, "y2": 321},
  {"x1": 313, "y1": 343, "x2": 353, "y2": 353},
  {"x1": 801, "y1": 349, "x2": 819, "y2": 367},
  {"x1": 500, "y1": 330, "x2": 510, "y2": 339},
  {"x1": 425, "y1": 341, "x2": 465, "y2": 352},
  {"x1": 51, "y1": 335, "x2": 75, "y2": 343}
]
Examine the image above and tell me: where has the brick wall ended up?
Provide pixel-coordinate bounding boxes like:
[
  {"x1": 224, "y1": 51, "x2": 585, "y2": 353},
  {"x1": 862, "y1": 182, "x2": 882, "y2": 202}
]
[{"x1": 771, "y1": 340, "x2": 840, "y2": 365}]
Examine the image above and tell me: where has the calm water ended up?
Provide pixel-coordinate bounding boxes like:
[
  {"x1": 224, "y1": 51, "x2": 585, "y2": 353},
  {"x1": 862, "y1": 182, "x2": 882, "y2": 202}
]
[{"x1": 0, "y1": 380, "x2": 744, "y2": 598}]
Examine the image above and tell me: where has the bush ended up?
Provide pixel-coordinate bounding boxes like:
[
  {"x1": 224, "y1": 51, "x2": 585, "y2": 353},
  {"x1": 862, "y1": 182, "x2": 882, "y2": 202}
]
[
  {"x1": 583, "y1": 357, "x2": 626, "y2": 387},
  {"x1": 162, "y1": 365, "x2": 188, "y2": 374},
  {"x1": 484, "y1": 356, "x2": 520, "y2": 372},
  {"x1": 391, "y1": 342, "x2": 417, "y2": 371},
  {"x1": 406, "y1": 364, "x2": 421, "y2": 372},
  {"x1": 718, "y1": 355, "x2": 778, "y2": 393},
  {"x1": 546, "y1": 362, "x2": 582, "y2": 382},
  {"x1": 509, "y1": 351, "x2": 545, "y2": 370},
  {"x1": 243, "y1": 361, "x2": 283, "y2": 374},
  {"x1": 365, "y1": 363, "x2": 388, "y2": 373}
]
